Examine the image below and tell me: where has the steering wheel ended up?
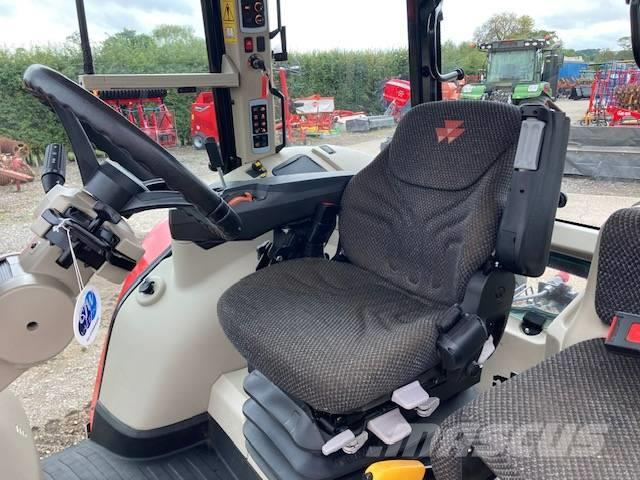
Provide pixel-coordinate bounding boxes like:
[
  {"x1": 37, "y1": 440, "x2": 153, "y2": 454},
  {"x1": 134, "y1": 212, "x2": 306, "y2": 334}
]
[{"x1": 22, "y1": 64, "x2": 243, "y2": 240}]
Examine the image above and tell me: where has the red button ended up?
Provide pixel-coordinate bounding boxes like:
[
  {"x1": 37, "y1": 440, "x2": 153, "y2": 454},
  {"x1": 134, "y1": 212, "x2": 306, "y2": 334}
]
[
  {"x1": 244, "y1": 38, "x2": 254, "y2": 53},
  {"x1": 626, "y1": 323, "x2": 640, "y2": 344}
]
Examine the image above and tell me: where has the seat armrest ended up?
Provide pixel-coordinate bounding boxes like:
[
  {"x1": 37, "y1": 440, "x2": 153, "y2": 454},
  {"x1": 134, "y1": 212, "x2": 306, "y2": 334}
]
[
  {"x1": 170, "y1": 172, "x2": 354, "y2": 247},
  {"x1": 496, "y1": 105, "x2": 571, "y2": 277}
]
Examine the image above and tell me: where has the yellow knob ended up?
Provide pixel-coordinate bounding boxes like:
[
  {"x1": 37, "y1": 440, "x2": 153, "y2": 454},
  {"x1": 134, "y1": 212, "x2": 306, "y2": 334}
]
[{"x1": 365, "y1": 460, "x2": 427, "y2": 480}]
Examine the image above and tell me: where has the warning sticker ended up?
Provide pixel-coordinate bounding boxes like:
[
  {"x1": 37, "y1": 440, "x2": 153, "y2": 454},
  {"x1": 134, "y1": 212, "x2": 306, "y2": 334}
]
[{"x1": 221, "y1": 0, "x2": 238, "y2": 44}]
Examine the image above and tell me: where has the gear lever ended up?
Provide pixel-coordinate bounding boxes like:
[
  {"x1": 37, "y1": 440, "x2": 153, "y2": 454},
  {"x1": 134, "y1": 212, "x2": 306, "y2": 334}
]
[{"x1": 205, "y1": 138, "x2": 227, "y2": 189}]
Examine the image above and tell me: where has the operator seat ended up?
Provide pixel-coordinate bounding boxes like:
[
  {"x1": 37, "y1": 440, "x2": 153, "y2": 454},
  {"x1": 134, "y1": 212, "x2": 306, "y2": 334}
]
[
  {"x1": 431, "y1": 208, "x2": 640, "y2": 480},
  {"x1": 220, "y1": 101, "x2": 522, "y2": 413},
  {"x1": 219, "y1": 100, "x2": 568, "y2": 472}
]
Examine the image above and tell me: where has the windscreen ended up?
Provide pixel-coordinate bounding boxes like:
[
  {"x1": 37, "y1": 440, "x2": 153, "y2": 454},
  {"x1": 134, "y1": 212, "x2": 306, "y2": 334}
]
[{"x1": 487, "y1": 49, "x2": 536, "y2": 83}]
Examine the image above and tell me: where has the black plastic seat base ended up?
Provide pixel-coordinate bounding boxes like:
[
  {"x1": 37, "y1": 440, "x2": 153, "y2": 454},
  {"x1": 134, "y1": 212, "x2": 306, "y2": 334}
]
[{"x1": 243, "y1": 370, "x2": 478, "y2": 480}]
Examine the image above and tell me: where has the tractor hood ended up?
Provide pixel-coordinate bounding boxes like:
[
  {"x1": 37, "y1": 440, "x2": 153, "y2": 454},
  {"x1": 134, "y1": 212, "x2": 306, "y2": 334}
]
[
  {"x1": 460, "y1": 84, "x2": 486, "y2": 100},
  {"x1": 512, "y1": 82, "x2": 552, "y2": 100},
  {"x1": 461, "y1": 82, "x2": 552, "y2": 102}
]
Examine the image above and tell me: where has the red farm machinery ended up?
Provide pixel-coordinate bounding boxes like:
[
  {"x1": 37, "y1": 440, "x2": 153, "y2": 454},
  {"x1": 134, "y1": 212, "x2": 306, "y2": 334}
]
[
  {"x1": 190, "y1": 67, "x2": 365, "y2": 149},
  {"x1": 0, "y1": 137, "x2": 34, "y2": 192},
  {"x1": 98, "y1": 89, "x2": 178, "y2": 147},
  {"x1": 383, "y1": 78, "x2": 462, "y2": 121},
  {"x1": 582, "y1": 62, "x2": 640, "y2": 126}
]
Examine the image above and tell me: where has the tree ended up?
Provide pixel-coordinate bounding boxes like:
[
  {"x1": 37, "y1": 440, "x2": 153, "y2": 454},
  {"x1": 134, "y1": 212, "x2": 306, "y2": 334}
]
[
  {"x1": 473, "y1": 13, "x2": 536, "y2": 44},
  {"x1": 618, "y1": 36, "x2": 632, "y2": 51},
  {"x1": 442, "y1": 41, "x2": 487, "y2": 76}
]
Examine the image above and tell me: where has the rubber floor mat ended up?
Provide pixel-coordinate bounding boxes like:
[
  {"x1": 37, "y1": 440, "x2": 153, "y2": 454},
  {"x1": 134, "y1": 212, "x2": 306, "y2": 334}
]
[{"x1": 42, "y1": 440, "x2": 239, "y2": 480}]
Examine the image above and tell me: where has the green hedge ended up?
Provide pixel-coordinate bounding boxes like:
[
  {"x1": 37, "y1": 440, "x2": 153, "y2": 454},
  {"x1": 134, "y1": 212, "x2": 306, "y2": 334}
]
[
  {"x1": 0, "y1": 27, "x2": 484, "y2": 159},
  {"x1": 286, "y1": 49, "x2": 409, "y2": 113}
]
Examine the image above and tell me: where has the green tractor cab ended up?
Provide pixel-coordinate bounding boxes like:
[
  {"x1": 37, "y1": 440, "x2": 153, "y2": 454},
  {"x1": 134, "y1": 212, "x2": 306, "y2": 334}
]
[{"x1": 461, "y1": 38, "x2": 562, "y2": 104}]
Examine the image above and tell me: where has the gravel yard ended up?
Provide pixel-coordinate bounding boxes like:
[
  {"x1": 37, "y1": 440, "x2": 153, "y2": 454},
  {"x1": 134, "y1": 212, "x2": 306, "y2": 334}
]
[{"x1": 1, "y1": 111, "x2": 640, "y2": 458}]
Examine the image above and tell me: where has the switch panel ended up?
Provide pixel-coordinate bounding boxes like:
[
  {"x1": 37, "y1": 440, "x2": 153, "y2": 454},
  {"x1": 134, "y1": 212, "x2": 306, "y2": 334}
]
[
  {"x1": 249, "y1": 99, "x2": 270, "y2": 154},
  {"x1": 239, "y1": 0, "x2": 268, "y2": 33}
]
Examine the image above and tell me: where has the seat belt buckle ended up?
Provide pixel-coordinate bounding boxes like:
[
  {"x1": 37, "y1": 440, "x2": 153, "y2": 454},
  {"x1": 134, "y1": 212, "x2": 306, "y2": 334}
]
[{"x1": 605, "y1": 311, "x2": 640, "y2": 357}]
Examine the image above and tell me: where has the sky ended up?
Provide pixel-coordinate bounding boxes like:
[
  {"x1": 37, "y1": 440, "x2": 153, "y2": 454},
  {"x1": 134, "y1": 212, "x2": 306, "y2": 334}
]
[{"x1": 0, "y1": 0, "x2": 632, "y2": 51}]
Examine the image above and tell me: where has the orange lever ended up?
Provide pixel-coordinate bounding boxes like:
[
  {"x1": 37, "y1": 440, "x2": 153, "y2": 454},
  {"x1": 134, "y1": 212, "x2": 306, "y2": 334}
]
[{"x1": 228, "y1": 192, "x2": 254, "y2": 207}]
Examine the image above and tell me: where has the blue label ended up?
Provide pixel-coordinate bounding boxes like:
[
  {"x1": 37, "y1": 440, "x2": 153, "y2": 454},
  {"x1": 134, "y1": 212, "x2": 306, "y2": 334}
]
[{"x1": 78, "y1": 290, "x2": 98, "y2": 336}]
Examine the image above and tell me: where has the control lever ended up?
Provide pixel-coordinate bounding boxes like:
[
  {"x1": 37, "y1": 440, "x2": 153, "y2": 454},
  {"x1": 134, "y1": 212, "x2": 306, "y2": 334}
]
[
  {"x1": 205, "y1": 138, "x2": 227, "y2": 189},
  {"x1": 41, "y1": 143, "x2": 67, "y2": 193}
]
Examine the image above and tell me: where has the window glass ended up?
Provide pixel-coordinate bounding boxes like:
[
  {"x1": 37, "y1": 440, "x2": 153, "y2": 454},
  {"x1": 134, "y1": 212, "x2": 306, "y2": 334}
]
[
  {"x1": 487, "y1": 49, "x2": 537, "y2": 83},
  {"x1": 444, "y1": 1, "x2": 637, "y2": 229}
]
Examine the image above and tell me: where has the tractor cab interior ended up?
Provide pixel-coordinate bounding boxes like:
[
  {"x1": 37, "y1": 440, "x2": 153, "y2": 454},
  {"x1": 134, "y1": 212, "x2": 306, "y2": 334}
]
[{"x1": 1, "y1": 1, "x2": 640, "y2": 480}]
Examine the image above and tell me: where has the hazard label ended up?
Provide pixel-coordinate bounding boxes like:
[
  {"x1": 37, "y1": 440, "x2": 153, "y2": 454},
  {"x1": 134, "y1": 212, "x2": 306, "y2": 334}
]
[{"x1": 221, "y1": 0, "x2": 238, "y2": 44}]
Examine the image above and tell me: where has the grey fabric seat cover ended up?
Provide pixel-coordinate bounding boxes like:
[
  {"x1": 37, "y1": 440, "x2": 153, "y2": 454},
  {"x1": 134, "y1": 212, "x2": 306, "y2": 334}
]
[
  {"x1": 219, "y1": 101, "x2": 522, "y2": 414},
  {"x1": 432, "y1": 339, "x2": 640, "y2": 480},
  {"x1": 432, "y1": 208, "x2": 640, "y2": 480}
]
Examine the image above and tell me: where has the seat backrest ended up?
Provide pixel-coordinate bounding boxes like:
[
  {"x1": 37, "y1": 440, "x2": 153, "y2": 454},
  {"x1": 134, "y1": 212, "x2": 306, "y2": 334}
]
[
  {"x1": 340, "y1": 101, "x2": 522, "y2": 305},
  {"x1": 596, "y1": 207, "x2": 640, "y2": 324}
]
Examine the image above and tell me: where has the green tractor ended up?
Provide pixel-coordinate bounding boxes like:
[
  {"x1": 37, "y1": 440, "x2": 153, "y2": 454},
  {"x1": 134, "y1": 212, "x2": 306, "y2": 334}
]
[{"x1": 461, "y1": 38, "x2": 562, "y2": 104}]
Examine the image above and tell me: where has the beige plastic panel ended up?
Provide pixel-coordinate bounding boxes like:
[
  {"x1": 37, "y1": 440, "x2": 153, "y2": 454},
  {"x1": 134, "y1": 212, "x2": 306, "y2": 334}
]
[
  {"x1": 223, "y1": 0, "x2": 276, "y2": 164},
  {"x1": 208, "y1": 368, "x2": 250, "y2": 457},
  {"x1": 546, "y1": 233, "x2": 609, "y2": 351},
  {"x1": 0, "y1": 389, "x2": 42, "y2": 480},
  {"x1": 481, "y1": 222, "x2": 604, "y2": 389},
  {"x1": 99, "y1": 237, "x2": 269, "y2": 430},
  {"x1": 79, "y1": 58, "x2": 240, "y2": 90},
  {"x1": 550, "y1": 220, "x2": 599, "y2": 262},
  {"x1": 0, "y1": 187, "x2": 143, "y2": 392},
  {"x1": 224, "y1": 145, "x2": 373, "y2": 183},
  {"x1": 208, "y1": 368, "x2": 268, "y2": 480}
]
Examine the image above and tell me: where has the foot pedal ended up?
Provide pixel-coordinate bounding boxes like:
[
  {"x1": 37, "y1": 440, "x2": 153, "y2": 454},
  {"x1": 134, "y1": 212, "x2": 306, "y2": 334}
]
[
  {"x1": 322, "y1": 429, "x2": 368, "y2": 456},
  {"x1": 367, "y1": 409, "x2": 412, "y2": 446},
  {"x1": 392, "y1": 381, "x2": 440, "y2": 418}
]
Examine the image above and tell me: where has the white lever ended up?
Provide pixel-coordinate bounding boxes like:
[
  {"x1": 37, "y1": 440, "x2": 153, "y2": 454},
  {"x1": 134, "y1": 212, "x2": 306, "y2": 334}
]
[
  {"x1": 322, "y1": 430, "x2": 368, "y2": 456},
  {"x1": 367, "y1": 409, "x2": 412, "y2": 446},
  {"x1": 392, "y1": 381, "x2": 440, "y2": 418}
]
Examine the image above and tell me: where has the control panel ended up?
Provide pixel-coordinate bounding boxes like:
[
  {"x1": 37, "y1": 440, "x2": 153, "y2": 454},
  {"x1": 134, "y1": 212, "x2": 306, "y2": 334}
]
[
  {"x1": 222, "y1": 0, "x2": 276, "y2": 162},
  {"x1": 249, "y1": 99, "x2": 270, "y2": 153},
  {"x1": 239, "y1": 0, "x2": 268, "y2": 33}
]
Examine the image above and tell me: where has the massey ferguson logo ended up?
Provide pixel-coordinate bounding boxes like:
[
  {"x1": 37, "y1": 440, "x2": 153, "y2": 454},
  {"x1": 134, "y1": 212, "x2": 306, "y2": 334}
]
[{"x1": 437, "y1": 120, "x2": 465, "y2": 144}]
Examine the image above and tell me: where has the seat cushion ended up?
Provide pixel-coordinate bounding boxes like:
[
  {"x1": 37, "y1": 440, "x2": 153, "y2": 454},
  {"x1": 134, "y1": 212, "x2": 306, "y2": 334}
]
[
  {"x1": 218, "y1": 258, "x2": 447, "y2": 414},
  {"x1": 431, "y1": 339, "x2": 640, "y2": 480}
]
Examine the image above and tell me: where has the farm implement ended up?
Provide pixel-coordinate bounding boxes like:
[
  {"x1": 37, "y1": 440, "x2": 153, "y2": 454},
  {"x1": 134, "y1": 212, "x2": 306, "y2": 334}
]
[
  {"x1": 383, "y1": 78, "x2": 461, "y2": 121},
  {"x1": 581, "y1": 62, "x2": 640, "y2": 126},
  {"x1": 191, "y1": 66, "x2": 364, "y2": 148},
  {"x1": 0, "y1": 136, "x2": 34, "y2": 192},
  {"x1": 98, "y1": 89, "x2": 178, "y2": 147}
]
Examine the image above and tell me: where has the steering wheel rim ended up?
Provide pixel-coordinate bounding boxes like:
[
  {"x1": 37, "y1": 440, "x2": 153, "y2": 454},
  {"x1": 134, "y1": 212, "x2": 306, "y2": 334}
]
[{"x1": 22, "y1": 64, "x2": 243, "y2": 240}]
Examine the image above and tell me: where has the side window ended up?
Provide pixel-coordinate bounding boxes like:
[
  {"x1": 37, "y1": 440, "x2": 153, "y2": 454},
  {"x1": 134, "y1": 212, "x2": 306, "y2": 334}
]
[
  {"x1": 444, "y1": 6, "x2": 637, "y2": 229},
  {"x1": 442, "y1": 5, "x2": 634, "y2": 319},
  {"x1": 272, "y1": 1, "x2": 409, "y2": 156}
]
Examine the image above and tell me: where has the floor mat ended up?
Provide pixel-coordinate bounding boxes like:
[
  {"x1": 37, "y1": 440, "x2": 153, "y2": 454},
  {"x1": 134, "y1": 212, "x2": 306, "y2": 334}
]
[{"x1": 42, "y1": 440, "x2": 240, "y2": 480}]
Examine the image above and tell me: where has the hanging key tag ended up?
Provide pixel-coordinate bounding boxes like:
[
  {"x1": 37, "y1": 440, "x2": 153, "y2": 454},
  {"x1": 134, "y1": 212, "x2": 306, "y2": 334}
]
[
  {"x1": 54, "y1": 220, "x2": 102, "y2": 346},
  {"x1": 72, "y1": 285, "x2": 102, "y2": 346}
]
